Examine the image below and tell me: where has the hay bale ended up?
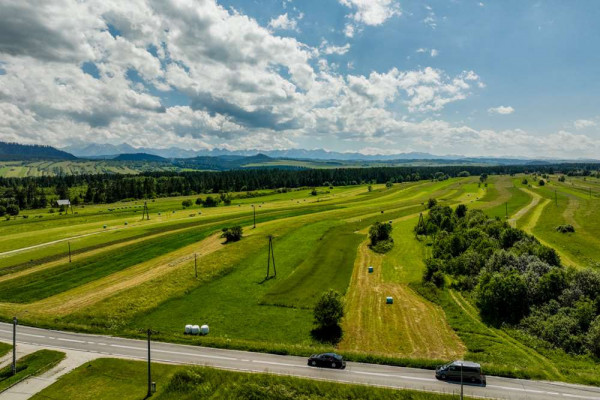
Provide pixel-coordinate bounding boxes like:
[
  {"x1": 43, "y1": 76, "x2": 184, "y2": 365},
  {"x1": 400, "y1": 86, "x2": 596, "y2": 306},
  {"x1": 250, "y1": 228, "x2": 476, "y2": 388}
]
[{"x1": 200, "y1": 325, "x2": 209, "y2": 335}]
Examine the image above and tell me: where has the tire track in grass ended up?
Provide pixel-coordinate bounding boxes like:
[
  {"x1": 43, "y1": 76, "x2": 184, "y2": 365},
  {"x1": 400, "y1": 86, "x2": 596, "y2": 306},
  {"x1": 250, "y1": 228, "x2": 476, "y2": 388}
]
[
  {"x1": 508, "y1": 188, "x2": 541, "y2": 227},
  {"x1": 448, "y1": 290, "x2": 563, "y2": 380},
  {"x1": 516, "y1": 188, "x2": 579, "y2": 268}
]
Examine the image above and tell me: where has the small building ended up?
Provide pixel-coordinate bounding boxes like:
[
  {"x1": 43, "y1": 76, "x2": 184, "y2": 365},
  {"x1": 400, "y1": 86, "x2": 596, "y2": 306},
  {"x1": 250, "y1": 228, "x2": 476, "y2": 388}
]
[{"x1": 56, "y1": 199, "x2": 71, "y2": 207}]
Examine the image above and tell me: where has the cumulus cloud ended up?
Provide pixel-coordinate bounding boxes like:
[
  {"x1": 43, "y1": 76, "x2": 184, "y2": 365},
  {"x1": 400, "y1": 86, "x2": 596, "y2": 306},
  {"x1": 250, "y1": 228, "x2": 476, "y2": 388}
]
[
  {"x1": 344, "y1": 23, "x2": 356, "y2": 38},
  {"x1": 320, "y1": 40, "x2": 351, "y2": 55},
  {"x1": 574, "y1": 119, "x2": 596, "y2": 129},
  {"x1": 339, "y1": 0, "x2": 401, "y2": 26},
  {"x1": 268, "y1": 13, "x2": 299, "y2": 31},
  {"x1": 488, "y1": 106, "x2": 515, "y2": 115},
  {"x1": 0, "y1": 0, "x2": 596, "y2": 158}
]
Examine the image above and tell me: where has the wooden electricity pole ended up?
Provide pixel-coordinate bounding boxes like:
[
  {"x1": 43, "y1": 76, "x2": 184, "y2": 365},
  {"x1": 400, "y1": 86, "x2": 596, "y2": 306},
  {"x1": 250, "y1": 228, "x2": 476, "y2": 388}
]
[
  {"x1": 194, "y1": 253, "x2": 198, "y2": 278},
  {"x1": 266, "y1": 235, "x2": 276, "y2": 279},
  {"x1": 68, "y1": 242, "x2": 72, "y2": 263},
  {"x1": 147, "y1": 329, "x2": 152, "y2": 397},
  {"x1": 12, "y1": 317, "x2": 17, "y2": 376}
]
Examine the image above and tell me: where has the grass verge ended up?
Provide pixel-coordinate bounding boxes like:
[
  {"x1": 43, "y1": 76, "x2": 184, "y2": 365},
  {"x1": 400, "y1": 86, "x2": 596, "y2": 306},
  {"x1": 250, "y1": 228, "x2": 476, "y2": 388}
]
[
  {"x1": 0, "y1": 349, "x2": 65, "y2": 392},
  {"x1": 32, "y1": 358, "x2": 473, "y2": 400}
]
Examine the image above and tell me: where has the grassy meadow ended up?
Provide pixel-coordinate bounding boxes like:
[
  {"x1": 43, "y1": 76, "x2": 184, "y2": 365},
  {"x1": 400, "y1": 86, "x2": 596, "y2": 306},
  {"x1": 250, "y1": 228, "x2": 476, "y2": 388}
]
[{"x1": 0, "y1": 174, "x2": 599, "y2": 384}]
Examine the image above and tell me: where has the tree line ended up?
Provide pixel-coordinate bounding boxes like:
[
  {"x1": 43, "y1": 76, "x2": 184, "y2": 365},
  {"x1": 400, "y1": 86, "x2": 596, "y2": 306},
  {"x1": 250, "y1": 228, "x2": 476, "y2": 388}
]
[
  {"x1": 0, "y1": 163, "x2": 598, "y2": 210},
  {"x1": 419, "y1": 204, "x2": 600, "y2": 357}
]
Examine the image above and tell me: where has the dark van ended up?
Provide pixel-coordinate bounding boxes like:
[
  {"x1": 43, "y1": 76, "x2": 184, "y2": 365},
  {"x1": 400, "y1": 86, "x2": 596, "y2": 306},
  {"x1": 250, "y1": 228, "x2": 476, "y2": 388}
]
[{"x1": 435, "y1": 361, "x2": 484, "y2": 384}]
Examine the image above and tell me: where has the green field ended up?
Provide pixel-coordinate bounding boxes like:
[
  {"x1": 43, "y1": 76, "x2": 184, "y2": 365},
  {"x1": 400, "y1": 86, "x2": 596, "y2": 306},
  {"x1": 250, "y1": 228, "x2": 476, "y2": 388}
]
[
  {"x1": 0, "y1": 174, "x2": 599, "y2": 385},
  {"x1": 32, "y1": 358, "x2": 471, "y2": 400}
]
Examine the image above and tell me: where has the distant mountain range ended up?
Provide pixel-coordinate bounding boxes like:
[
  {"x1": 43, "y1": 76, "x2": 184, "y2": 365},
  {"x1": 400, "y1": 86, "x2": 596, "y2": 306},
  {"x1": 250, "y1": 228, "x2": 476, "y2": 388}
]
[
  {"x1": 2, "y1": 141, "x2": 598, "y2": 170},
  {"x1": 58, "y1": 142, "x2": 514, "y2": 162},
  {"x1": 0, "y1": 142, "x2": 76, "y2": 160}
]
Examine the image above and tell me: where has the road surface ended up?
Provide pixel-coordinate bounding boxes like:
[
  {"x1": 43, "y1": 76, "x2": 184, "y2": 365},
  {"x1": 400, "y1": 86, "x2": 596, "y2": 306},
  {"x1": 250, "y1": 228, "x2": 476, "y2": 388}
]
[{"x1": 1, "y1": 322, "x2": 600, "y2": 400}]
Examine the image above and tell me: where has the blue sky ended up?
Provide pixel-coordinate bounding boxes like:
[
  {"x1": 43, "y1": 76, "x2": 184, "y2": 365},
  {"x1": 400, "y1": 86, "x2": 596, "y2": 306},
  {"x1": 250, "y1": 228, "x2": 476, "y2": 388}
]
[{"x1": 0, "y1": 0, "x2": 598, "y2": 157}]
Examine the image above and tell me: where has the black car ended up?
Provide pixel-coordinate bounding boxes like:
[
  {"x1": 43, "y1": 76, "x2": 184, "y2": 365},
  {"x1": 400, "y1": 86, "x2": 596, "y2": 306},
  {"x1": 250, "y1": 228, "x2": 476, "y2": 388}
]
[
  {"x1": 435, "y1": 360, "x2": 485, "y2": 384},
  {"x1": 307, "y1": 353, "x2": 346, "y2": 369}
]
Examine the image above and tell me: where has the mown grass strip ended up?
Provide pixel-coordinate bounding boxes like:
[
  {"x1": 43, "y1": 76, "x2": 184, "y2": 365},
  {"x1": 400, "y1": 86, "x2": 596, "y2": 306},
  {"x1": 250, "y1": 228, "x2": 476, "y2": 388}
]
[
  {"x1": 261, "y1": 224, "x2": 364, "y2": 308},
  {"x1": 0, "y1": 205, "x2": 338, "y2": 303},
  {"x1": 0, "y1": 350, "x2": 65, "y2": 392}
]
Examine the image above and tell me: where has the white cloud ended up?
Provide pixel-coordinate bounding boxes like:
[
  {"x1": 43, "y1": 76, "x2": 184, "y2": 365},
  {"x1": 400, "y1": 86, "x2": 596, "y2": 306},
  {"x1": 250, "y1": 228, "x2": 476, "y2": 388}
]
[
  {"x1": 488, "y1": 106, "x2": 515, "y2": 115},
  {"x1": 339, "y1": 0, "x2": 401, "y2": 26},
  {"x1": 416, "y1": 48, "x2": 438, "y2": 57},
  {"x1": 0, "y1": 0, "x2": 596, "y2": 158},
  {"x1": 268, "y1": 13, "x2": 299, "y2": 31},
  {"x1": 574, "y1": 119, "x2": 596, "y2": 129},
  {"x1": 344, "y1": 23, "x2": 355, "y2": 38},
  {"x1": 320, "y1": 40, "x2": 351, "y2": 55}
]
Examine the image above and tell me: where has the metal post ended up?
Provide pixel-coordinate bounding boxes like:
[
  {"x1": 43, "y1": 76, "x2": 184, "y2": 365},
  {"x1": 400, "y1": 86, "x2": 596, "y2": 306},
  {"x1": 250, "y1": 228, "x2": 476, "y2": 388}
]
[
  {"x1": 68, "y1": 242, "x2": 72, "y2": 263},
  {"x1": 460, "y1": 362, "x2": 464, "y2": 400},
  {"x1": 12, "y1": 317, "x2": 17, "y2": 376},
  {"x1": 147, "y1": 329, "x2": 152, "y2": 397}
]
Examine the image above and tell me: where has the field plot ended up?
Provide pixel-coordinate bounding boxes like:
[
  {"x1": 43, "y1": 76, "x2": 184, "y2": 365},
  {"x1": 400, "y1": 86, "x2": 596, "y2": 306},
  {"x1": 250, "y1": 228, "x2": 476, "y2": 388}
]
[{"x1": 0, "y1": 175, "x2": 599, "y2": 385}]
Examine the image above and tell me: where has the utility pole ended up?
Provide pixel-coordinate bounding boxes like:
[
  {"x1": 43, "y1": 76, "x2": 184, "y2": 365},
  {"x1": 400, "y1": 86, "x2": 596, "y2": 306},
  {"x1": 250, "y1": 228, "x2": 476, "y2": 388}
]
[
  {"x1": 505, "y1": 202, "x2": 508, "y2": 219},
  {"x1": 555, "y1": 190, "x2": 558, "y2": 206},
  {"x1": 147, "y1": 329, "x2": 152, "y2": 397},
  {"x1": 12, "y1": 317, "x2": 17, "y2": 376},
  {"x1": 194, "y1": 253, "x2": 198, "y2": 278},
  {"x1": 142, "y1": 201, "x2": 150, "y2": 221},
  {"x1": 252, "y1": 205, "x2": 256, "y2": 229},
  {"x1": 460, "y1": 361, "x2": 464, "y2": 400},
  {"x1": 68, "y1": 241, "x2": 72, "y2": 263},
  {"x1": 266, "y1": 235, "x2": 276, "y2": 279}
]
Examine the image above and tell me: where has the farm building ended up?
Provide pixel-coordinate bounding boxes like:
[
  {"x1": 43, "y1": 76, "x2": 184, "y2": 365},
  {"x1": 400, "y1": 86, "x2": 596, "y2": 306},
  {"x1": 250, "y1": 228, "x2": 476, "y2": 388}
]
[{"x1": 56, "y1": 199, "x2": 71, "y2": 207}]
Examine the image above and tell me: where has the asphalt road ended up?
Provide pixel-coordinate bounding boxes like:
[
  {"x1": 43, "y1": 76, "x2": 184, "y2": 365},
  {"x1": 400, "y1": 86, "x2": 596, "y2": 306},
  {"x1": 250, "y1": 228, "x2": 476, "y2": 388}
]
[{"x1": 1, "y1": 322, "x2": 600, "y2": 400}]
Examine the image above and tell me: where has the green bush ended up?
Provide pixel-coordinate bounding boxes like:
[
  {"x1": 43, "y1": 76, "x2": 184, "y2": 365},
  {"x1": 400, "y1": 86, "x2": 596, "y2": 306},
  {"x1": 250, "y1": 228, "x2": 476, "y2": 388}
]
[
  {"x1": 556, "y1": 224, "x2": 575, "y2": 233},
  {"x1": 221, "y1": 226, "x2": 243, "y2": 243}
]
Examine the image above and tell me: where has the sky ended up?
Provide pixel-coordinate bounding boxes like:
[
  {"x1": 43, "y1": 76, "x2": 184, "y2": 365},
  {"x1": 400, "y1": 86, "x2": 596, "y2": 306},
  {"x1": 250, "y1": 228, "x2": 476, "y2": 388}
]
[{"x1": 0, "y1": 0, "x2": 599, "y2": 158}]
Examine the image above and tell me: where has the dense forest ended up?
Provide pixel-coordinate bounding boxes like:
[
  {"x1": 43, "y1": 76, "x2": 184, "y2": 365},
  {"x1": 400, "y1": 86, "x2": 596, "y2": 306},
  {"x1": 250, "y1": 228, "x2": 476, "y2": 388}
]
[
  {"x1": 0, "y1": 142, "x2": 76, "y2": 160},
  {"x1": 419, "y1": 204, "x2": 600, "y2": 357},
  {"x1": 0, "y1": 163, "x2": 598, "y2": 211}
]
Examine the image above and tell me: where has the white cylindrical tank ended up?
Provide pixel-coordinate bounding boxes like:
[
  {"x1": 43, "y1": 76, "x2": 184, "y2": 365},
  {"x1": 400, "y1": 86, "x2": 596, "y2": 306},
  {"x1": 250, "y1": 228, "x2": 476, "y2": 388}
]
[
  {"x1": 191, "y1": 325, "x2": 200, "y2": 335},
  {"x1": 184, "y1": 324, "x2": 192, "y2": 334},
  {"x1": 200, "y1": 325, "x2": 209, "y2": 335}
]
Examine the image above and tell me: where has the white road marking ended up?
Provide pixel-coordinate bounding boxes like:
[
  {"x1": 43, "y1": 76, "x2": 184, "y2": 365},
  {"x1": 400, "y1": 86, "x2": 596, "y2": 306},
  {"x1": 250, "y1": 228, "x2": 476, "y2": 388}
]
[{"x1": 57, "y1": 338, "x2": 86, "y2": 343}]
